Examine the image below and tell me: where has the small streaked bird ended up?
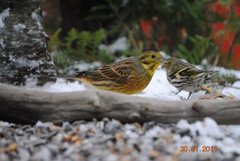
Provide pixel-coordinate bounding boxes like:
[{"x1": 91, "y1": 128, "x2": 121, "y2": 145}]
[
  {"x1": 163, "y1": 57, "x2": 216, "y2": 99},
  {"x1": 72, "y1": 51, "x2": 164, "y2": 94}
]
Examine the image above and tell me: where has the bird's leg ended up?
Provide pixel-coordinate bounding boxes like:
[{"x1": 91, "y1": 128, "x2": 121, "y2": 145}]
[
  {"x1": 175, "y1": 90, "x2": 181, "y2": 95},
  {"x1": 175, "y1": 90, "x2": 185, "y2": 100},
  {"x1": 186, "y1": 92, "x2": 192, "y2": 100}
]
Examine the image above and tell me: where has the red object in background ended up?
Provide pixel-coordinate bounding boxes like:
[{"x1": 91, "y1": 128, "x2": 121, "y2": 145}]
[
  {"x1": 211, "y1": 22, "x2": 240, "y2": 68},
  {"x1": 140, "y1": 19, "x2": 152, "y2": 39},
  {"x1": 233, "y1": 1, "x2": 240, "y2": 17},
  {"x1": 211, "y1": 23, "x2": 224, "y2": 47},
  {"x1": 210, "y1": 0, "x2": 240, "y2": 69},
  {"x1": 209, "y1": 0, "x2": 230, "y2": 18},
  {"x1": 232, "y1": 45, "x2": 240, "y2": 69},
  {"x1": 211, "y1": 22, "x2": 234, "y2": 54},
  {"x1": 140, "y1": 18, "x2": 171, "y2": 49},
  {"x1": 141, "y1": 1, "x2": 240, "y2": 69}
]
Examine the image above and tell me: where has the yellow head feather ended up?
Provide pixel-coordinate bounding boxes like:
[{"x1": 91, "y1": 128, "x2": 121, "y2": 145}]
[{"x1": 139, "y1": 51, "x2": 163, "y2": 76}]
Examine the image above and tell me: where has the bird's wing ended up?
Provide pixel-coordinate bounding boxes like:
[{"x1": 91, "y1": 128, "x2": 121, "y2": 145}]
[
  {"x1": 81, "y1": 60, "x2": 135, "y2": 83},
  {"x1": 103, "y1": 60, "x2": 135, "y2": 83}
]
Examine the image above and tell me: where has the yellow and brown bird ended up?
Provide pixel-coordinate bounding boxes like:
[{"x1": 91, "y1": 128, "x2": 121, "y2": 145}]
[{"x1": 73, "y1": 50, "x2": 163, "y2": 94}]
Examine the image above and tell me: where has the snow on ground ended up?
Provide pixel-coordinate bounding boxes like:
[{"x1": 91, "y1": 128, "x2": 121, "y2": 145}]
[
  {"x1": 27, "y1": 66, "x2": 240, "y2": 100},
  {"x1": 42, "y1": 79, "x2": 86, "y2": 93},
  {"x1": 99, "y1": 37, "x2": 127, "y2": 54},
  {"x1": 213, "y1": 66, "x2": 240, "y2": 79}
]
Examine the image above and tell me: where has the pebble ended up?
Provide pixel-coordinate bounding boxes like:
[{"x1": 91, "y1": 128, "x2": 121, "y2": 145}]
[{"x1": 0, "y1": 118, "x2": 240, "y2": 161}]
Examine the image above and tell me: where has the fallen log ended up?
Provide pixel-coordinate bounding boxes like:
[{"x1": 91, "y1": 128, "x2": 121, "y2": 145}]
[{"x1": 0, "y1": 83, "x2": 240, "y2": 124}]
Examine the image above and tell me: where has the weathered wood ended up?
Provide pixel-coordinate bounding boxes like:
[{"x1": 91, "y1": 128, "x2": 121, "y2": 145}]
[{"x1": 0, "y1": 83, "x2": 240, "y2": 124}]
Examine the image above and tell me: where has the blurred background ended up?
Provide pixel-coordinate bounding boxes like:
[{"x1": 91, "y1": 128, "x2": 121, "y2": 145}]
[{"x1": 42, "y1": 0, "x2": 240, "y2": 73}]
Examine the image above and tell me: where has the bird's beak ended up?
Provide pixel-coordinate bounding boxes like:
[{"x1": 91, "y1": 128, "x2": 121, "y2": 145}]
[
  {"x1": 157, "y1": 51, "x2": 167, "y2": 62},
  {"x1": 157, "y1": 57, "x2": 162, "y2": 62},
  {"x1": 163, "y1": 57, "x2": 168, "y2": 62},
  {"x1": 158, "y1": 57, "x2": 167, "y2": 63},
  {"x1": 161, "y1": 58, "x2": 168, "y2": 68}
]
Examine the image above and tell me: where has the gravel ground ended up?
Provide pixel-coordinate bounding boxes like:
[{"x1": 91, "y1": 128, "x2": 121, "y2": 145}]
[{"x1": 1, "y1": 118, "x2": 240, "y2": 161}]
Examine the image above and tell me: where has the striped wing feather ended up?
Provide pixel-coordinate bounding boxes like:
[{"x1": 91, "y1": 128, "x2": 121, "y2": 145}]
[{"x1": 77, "y1": 60, "x2": 136, "y2": 84}]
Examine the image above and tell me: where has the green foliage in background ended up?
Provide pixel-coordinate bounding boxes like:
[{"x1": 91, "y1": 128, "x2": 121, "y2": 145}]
[
  {"x1": 89, "y1": 0, "x2": 212, "y2": 52},
  {"x1": 48, "y1": 0, "x2": 231, "y2": 70},
  {"x1": 49, "y1": 28, "x2": 112, "y2": 69},
  {"x1": 176, "y1": 35, "x2": 219, "y2": 64}
]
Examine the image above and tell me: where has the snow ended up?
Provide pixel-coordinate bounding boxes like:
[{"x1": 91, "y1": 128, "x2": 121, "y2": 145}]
[
  {"x1": 213, "y1": 66, "x2": 240, "y2": 79},
  {"x1": 25, "y1": 78, "x2": 85, "y2": 92},
  {"x1": 99, "y1": 37, "x2": 127, "y2": 54},
  {"x1": 64, "y1": 61, "x2": 101, "y2": 75},
  {"x1": 222, "y1": 87, "x2": 240, "y2": 98},
  {"x1": 25, "y1": 77, "x2": 38, "y2": 87},
  {"x1": 43, "y1": 79, "x2": 85, "y2": 92},
  {"x1": 233, "y1": 81, "x2": 240, "y2": 88},
  {"x1": 0, "y1": 8, "x2": 10, "y2": 28}
]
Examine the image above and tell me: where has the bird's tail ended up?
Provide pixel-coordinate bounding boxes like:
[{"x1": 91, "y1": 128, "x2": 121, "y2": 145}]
[
  {"x1": 207, "y1": 70, "x2": 218, "y2": 74},
  {"x1": 50, "y1": 75, "x2": 75, "y2": 81},
  {"x1": 51, "y1": 71, "x2": 89, "y2": 80},
  {"x1": 204, "y1": 70, "x2": 218, "y2": 81},
  {"x1": 74, "y1": 71, "x2": 88, "y2": 78}
]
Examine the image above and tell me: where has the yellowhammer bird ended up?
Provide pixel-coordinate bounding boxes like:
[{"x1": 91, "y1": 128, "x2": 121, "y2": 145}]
[{"x1": 73, "y1": 50, "x2": 163, "y2": 94}]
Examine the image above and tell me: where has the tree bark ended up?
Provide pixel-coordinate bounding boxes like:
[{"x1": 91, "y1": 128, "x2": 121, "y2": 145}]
[
  {"x1": 0, "y1": 83, "x2": 240, "y2": 125},
  {"x1": 0, "y1": 0, "x2": 56, "y2": 85}
]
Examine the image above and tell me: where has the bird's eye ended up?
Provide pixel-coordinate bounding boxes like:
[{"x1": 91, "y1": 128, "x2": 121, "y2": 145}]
[{"x1": 151, "y1": 54, "x2": 156, "y2": 59}]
